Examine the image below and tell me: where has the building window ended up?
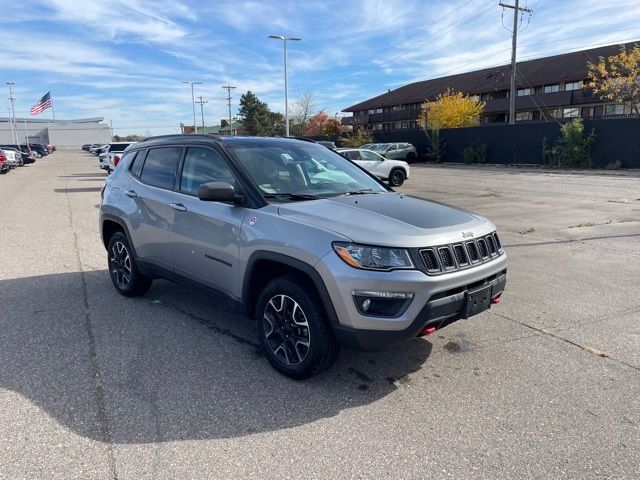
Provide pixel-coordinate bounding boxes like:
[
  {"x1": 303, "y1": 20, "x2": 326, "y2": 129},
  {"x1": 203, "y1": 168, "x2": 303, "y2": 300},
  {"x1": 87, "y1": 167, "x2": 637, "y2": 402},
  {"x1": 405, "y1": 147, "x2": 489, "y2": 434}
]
[
  {"x1": 561, "y1": 108, "x2": 580, "y2": 118},
  {"x1": 373, "y1": 123, "x2": 383, "y2": 130},
  {"x1": 604, "y1": 104, "x2": 631, "y2": 116},
  {"x1": 515, "y1": 111, "x2": 533, "y2": 121},
  {"x1": 470, "y1": 95, "x2": 481, "y2": 102},
  {"x1": 394, "y1": 122, "x2": 402, "y2": 129},
  {"x1": 375, "y1": 108, "x2": 383, "y2": 113},
  {"x1": 565, "y1": 81, "x2": 582, "y2": 91},
  {"x1": 544, "y1": 84, "x2": 560, "y2": 93},
  {"x1": 401, "y1": 121, "x2": 409, "y2": 129},
  {"x1": 368, "y1": 109, "x2": 375, "y2": 114},
  {"x1": 517, "y1": 88, "x2": 531, "y2": 96},
  {"x1": 392, "y1": 105, "x2": 402, "y2": 111}
]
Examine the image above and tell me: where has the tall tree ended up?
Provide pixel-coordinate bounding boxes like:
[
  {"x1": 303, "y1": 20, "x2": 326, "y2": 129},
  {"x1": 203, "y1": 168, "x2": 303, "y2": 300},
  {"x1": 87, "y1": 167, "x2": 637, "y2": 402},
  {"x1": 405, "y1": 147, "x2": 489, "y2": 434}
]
[
  {"x1": 418, "y1": 89, "x2": 485, "y2": 129},
  {"x1": 238, "y1": 91, "x2": 272, "y2": 135},
  {"x1": 291, "y1": 91, "x2": 316, "y2": 136},
  {"x1": 587, "y1": 44, "x2": 640, "y2": 114}
]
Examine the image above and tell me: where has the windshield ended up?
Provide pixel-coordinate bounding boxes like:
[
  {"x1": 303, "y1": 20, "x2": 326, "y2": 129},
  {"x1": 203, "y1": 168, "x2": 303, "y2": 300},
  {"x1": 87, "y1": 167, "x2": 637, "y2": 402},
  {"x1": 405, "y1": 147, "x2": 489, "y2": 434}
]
[
  {"x1": 229, "y1": 143, "x2": 389, "y2": 200},
  {"x1": 369, "y1": 144, "x2": 388, "y2": 152}
]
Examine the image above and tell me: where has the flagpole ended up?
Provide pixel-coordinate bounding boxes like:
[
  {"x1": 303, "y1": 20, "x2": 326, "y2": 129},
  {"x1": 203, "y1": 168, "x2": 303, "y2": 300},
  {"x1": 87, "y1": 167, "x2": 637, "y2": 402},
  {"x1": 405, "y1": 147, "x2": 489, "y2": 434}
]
[{"x1": 51, "y1": 91, "x2": 56, "y2": 120}]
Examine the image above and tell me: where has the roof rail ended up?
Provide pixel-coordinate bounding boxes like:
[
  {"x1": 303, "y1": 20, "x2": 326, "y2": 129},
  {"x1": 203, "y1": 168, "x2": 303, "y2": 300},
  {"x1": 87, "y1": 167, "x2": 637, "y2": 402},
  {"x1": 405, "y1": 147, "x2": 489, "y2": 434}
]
[{"x1": 138, "y1": 133, "x2": 223, "y2": 143}]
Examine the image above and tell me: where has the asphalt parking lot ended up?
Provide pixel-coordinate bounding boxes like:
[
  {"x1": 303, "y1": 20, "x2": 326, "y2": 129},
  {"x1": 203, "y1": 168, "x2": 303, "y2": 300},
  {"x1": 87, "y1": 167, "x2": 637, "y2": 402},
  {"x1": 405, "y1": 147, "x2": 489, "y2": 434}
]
[{"x1": 0, "y1": 151, "x2": 638, "y2": 479}]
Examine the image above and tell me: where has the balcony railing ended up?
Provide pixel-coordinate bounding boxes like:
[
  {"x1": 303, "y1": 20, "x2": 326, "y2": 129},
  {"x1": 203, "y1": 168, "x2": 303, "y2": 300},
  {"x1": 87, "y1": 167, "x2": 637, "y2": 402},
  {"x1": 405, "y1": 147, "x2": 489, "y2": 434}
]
[{"x1": 367, "y1": 109, "x2": 420, "y2": 123}]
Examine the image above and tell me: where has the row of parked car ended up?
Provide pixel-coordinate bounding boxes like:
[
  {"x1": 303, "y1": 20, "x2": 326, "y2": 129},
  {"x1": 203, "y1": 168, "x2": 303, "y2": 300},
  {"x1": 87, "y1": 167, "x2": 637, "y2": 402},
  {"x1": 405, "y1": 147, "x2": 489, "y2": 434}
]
[
  {"x1": 83, "y1": 142, "x2": 136, "y2": 174},
  {"x1": 310, "y1": 140, "x2": 415, "y2": 187},
  {"x1": 0, "y1": 143, "x2": 54, "y2": 174}
]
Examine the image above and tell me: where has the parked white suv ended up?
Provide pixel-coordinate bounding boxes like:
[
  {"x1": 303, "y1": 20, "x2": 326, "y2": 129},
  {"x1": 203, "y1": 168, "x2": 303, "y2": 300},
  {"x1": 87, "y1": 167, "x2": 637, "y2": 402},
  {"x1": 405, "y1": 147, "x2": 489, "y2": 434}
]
[{"x1": 338, "y1": 148, "x2": 410, "y2": 187}]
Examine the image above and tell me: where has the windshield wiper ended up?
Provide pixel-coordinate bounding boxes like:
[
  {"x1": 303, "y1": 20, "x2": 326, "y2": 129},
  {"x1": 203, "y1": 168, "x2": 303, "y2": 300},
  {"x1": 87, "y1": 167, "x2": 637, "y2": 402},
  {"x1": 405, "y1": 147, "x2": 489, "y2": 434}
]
[{"x1": 263, "y1": 193, "x2": 321, "y2": 201}]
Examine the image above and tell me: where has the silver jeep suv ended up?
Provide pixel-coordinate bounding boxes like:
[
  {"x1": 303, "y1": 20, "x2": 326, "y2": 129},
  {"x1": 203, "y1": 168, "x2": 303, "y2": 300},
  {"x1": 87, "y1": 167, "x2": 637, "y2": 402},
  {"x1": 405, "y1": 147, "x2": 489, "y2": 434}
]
[{"x1": 100, "y1": 135, "x2": 506, "y2": 379}]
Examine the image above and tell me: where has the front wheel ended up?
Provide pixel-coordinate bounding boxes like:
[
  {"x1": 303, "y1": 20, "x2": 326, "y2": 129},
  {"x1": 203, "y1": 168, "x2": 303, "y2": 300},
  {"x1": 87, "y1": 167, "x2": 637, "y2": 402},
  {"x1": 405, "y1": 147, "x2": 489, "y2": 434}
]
[
  {"x1": 389, "y1": 168, "x2": 406, "y2": 187},
  {"x1": 256, "y1": 275, "x2": 339, "y2": 379},
  {"x1": 107, "y1": 231, "x2": 152, "y2": 296}
]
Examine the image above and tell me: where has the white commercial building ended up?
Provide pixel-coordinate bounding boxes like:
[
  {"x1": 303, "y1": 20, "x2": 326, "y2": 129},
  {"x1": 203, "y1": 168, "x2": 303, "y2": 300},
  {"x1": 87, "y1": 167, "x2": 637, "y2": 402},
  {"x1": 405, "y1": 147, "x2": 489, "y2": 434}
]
[{"x1": 0, "y1": 117, "x2": 111, "y2": 149}]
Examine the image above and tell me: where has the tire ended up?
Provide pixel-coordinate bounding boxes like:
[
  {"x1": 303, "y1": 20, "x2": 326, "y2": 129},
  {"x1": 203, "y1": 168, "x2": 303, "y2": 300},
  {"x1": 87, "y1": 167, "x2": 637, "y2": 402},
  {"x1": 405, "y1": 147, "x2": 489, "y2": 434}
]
[
  {"x1": 406, "y1": 152, "x2": 417, "y2": 163},
  {"x1": 107, "y1": 231, "x2": 152, "y2": 297},
  {"x1": 389, "y1": 168, "x2": 406, "y2": 187},
  {"x1": 256, "y1": 274, "x2": 339, "y2": 379}
]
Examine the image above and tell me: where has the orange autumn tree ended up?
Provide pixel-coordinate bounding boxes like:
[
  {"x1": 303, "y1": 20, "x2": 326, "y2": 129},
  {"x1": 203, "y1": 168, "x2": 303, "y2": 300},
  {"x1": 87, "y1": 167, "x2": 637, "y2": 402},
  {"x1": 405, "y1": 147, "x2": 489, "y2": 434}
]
[
  {"x1": 305, "y1": 111, "x2": 341, "y2": 136},
  {"x1": 586, "y1": 44, "x2": 640, "y2": 114},
  {"x1": 418, "y1": 89, "x2": 485, "y2": 129}
]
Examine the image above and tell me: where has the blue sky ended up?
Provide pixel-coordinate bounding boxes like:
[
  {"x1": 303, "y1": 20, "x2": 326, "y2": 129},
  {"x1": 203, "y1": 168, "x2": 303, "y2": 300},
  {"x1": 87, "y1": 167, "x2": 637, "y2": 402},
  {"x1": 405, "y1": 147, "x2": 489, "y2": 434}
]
[{"x1": 2, "y1": 0, "x2": 640, "y2": 135}]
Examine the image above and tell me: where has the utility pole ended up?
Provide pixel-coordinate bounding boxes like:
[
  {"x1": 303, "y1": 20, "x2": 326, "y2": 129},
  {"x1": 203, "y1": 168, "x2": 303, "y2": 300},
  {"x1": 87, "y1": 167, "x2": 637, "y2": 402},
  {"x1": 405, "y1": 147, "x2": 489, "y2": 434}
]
[
  {"x1": 499, "y1": 1, "x2": 532, "y2": 124},
  {"x1": 221, "y1": 85, "x2": 236, "y2": 135},
  {"x1": 6, "y1": 82, "x2": 17, "y2": 144},
  {"x1": 195, "y1": 96, "x2": 208, "y2": 133},
  {"x1": 110, "y1": 120, "x2": 114, "y2": 139}
]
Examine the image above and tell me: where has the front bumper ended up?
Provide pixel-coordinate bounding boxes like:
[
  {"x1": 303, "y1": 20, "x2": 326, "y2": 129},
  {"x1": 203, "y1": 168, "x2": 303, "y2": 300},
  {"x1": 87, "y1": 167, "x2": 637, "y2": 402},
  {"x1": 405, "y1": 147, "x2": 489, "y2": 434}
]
[
  {"x1": 316, "y1": 249, "x2": 507, "y2": 351},
  {"x1": 332, "y1": 270, "x2": 506, "y2": 351}
]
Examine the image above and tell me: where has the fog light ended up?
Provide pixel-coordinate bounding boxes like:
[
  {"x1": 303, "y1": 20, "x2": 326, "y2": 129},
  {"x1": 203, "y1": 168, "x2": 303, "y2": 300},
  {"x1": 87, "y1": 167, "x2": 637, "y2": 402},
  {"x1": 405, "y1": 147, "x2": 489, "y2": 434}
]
[
  {"x1": 353, "y1": 291, "x2": 414, "y2": 317},
  {"x1": 362, "y1": 298, "x2": 371, "y2": 311}
]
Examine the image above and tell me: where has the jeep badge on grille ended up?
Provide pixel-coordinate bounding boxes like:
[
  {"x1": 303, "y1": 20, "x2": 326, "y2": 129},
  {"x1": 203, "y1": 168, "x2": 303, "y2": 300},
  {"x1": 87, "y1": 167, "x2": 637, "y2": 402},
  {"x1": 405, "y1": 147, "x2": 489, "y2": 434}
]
[{"x1": 462, "y1": 231, "x2": 474, "y2": 238}]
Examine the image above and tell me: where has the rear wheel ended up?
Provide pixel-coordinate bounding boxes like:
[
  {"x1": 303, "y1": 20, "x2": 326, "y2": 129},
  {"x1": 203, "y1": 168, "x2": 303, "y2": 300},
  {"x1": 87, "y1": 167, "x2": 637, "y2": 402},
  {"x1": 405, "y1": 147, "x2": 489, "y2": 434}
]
[
  {"x1": 406, "y1": 152, "x2": 417, "y2": 162},
  {"x1": 256, "y1": 275, "x2": 339, "y2": 379},
  {"x1": 107, "y1": 231, "x2": 152, "y2": 296},
  {"x1": 389, "y1": 168, "x2": 406, "y2": 187}
]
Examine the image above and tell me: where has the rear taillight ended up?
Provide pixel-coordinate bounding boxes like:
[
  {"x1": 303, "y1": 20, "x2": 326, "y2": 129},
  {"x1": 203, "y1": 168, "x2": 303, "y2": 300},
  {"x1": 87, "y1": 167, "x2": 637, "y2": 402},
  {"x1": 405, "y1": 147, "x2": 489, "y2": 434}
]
[{"x1": 114, "y1": 155, "x2": 121, "y2": 166}]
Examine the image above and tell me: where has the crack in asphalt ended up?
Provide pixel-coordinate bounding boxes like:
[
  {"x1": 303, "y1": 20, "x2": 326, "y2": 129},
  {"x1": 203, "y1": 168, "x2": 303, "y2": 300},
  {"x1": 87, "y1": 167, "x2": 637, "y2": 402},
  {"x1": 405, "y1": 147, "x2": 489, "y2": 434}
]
[
  {"x1": 64, "y1": 186, "x2": 118, "y2": 480},
  {"x1": 490, "y1": 311, "x2": 640, "y2": 373},
  {"x1": 161, "y1": 302, "x2": 261, "y2": 350}
]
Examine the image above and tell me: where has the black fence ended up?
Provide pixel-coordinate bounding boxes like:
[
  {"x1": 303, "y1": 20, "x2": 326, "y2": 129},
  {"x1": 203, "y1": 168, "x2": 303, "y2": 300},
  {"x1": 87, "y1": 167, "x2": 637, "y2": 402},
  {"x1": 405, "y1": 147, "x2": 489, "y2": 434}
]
[{"x1": 370, "y1": 118, "x2": 640, "y2": 168}]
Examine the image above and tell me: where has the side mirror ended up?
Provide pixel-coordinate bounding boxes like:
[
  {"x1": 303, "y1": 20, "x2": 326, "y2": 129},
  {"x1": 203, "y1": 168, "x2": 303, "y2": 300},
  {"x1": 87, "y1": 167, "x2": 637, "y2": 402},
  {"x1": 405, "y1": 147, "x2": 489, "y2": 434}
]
[{"x1": 197, "y1": 181, "x2": 244, "y2": 204}]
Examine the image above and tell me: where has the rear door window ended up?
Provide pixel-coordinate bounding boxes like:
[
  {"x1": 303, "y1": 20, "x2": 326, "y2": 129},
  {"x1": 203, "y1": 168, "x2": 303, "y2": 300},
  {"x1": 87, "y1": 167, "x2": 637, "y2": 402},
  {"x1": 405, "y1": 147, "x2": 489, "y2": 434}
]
[{"x1": 139, "y1": 147, "x2": 181, "y2": 189}]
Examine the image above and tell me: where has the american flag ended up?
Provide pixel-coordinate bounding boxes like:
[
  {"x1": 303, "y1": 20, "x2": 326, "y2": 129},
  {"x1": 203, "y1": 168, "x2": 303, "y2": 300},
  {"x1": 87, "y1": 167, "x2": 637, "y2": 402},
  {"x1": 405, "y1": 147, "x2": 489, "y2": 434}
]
[{"x1": 30, "y1": 91, "x2": 52, "y2": 115}]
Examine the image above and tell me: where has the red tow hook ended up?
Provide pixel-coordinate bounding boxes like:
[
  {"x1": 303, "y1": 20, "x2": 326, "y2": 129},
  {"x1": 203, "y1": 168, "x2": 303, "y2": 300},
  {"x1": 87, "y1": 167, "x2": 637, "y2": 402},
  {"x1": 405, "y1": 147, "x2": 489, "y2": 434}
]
[
  {"x1": 491, "y1": 294, "x2": 502, "y2": 305},
  {"x1": 419, "y1": 326, "x2": 437, "y2": 336}
]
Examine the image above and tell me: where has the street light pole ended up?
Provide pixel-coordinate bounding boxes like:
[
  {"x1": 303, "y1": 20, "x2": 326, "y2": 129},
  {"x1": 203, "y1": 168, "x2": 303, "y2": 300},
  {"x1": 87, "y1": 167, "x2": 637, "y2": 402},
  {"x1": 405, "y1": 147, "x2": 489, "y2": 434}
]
[
  {"x1": 269, "y1": 35, "x2": 301, "y2": 137},
  {"x1": 182, "y1": 81, "x2": 202, "y2": 133}
]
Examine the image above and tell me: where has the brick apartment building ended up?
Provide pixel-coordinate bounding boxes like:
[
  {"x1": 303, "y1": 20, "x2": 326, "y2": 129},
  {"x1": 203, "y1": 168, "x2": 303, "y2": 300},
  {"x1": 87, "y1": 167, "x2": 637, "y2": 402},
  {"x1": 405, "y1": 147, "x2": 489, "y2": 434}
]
[{"x1": 341, "y1": 42, "x2": 637, "y2": 131}]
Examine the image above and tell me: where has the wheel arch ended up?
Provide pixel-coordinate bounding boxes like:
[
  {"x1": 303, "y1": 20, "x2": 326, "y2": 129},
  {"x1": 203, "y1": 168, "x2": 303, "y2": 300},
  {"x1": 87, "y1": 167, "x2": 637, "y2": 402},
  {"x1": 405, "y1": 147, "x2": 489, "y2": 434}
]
[
  {"x1": 100, "y1": 214, "x2": 137, "y2": 257},
  {"x1": 242, "y1": 252, "x2": 340, "y2": 326}
]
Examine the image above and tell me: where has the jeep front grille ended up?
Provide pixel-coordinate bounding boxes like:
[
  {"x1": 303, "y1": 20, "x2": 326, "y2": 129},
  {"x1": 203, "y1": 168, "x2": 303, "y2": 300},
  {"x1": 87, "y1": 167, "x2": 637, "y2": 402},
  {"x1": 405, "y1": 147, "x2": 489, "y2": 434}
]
[{"x1": 419, "y1": 232, "x2": 504, "y2": 275}]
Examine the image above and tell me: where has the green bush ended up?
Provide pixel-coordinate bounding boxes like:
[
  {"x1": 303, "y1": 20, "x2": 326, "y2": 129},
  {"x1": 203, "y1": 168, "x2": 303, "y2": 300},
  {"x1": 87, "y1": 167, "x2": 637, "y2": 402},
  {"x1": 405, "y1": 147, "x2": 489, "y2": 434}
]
[
  {"x1": 461, "y1": 144, "x2": 488, "y2": 164},
  {"x1": 553, "y1": 119, "x2": 596, "y2": 168}
]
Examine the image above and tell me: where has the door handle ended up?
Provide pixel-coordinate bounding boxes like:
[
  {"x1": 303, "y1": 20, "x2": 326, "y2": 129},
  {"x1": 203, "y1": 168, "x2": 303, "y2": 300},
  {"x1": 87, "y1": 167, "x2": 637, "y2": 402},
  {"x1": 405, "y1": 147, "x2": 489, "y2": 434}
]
[
  {"x1": 124, "y1": 190, "x2": 137, "y2": 198},
  {"x1": 170, "y1": 202, "x2": 187, "y2": 212}
]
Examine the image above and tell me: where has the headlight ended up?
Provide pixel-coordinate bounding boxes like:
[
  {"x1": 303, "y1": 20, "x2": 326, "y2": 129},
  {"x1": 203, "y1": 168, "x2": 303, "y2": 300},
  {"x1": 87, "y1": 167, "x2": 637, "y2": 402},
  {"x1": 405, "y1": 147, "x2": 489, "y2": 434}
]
[{"x1": 333, "y1": 242, "x2": 414, "y2": 270}]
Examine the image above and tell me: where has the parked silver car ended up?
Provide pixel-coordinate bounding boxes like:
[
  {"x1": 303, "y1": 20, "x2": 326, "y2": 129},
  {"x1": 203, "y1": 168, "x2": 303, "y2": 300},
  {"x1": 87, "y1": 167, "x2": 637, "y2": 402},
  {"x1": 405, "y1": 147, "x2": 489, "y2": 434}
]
[
  {"x1": 368, "y1": 143, "x2": 418, "y2": 161},
  {"x1": 100, "y1": 135, "x2": 506, "y2": 379}
]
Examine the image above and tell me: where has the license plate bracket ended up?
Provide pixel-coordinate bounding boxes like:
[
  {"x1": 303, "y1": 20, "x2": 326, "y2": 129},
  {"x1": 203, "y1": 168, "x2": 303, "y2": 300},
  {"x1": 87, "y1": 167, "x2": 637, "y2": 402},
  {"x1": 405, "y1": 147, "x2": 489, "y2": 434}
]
[{"x1": 464, "y1": 284, "x2": 493, "y2": 318}]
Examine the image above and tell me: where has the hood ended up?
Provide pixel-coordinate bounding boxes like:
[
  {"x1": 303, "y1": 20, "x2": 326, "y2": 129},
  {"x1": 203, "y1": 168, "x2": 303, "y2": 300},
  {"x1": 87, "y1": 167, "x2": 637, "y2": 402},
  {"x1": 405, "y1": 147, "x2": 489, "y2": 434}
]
[{"x1": 277, "y1": 193, "x2": 493, "y2": 248}]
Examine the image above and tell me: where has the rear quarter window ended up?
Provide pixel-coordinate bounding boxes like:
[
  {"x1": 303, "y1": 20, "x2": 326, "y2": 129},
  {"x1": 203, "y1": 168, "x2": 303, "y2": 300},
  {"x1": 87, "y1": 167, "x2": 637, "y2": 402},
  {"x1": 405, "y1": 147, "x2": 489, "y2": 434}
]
[{"x1": 139, "y1": 147, "x2": 182, "y2": 189}]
